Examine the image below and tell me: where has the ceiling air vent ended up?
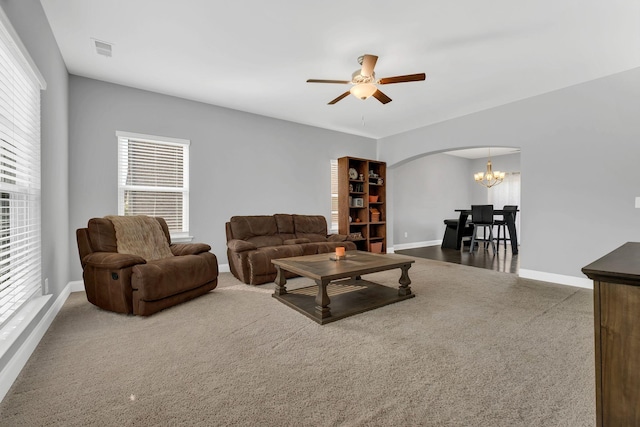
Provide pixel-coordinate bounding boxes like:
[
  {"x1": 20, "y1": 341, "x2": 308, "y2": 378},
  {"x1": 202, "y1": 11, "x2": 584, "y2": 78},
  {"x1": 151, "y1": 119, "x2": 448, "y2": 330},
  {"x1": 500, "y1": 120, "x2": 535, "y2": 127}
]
[{"x1": 92, "y1": 38, "x2": 112, "y2": 57}]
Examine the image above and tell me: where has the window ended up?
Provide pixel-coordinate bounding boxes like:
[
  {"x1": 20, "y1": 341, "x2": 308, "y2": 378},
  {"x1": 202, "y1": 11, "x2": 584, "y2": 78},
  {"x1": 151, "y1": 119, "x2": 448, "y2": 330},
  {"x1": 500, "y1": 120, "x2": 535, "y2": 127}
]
[
  {"x1": 0, "y1": 8, "x2": 46, "y2": 328},
  {"x1": 488, "y1": 171, "x2": 521, "y2": 239},
  {"x1": 116, "y1": 132, "x2": 190, "y2": 240},
  {"x1": 330, "y1": 159, "x2": 338, "y2": 231}
]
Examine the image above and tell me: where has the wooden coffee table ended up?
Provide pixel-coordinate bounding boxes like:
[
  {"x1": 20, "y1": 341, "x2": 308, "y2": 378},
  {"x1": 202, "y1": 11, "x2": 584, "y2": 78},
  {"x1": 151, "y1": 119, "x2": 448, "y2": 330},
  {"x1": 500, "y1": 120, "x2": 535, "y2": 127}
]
[{"x1": 271, "y1": 251, "x2": 415, "y2": 324}]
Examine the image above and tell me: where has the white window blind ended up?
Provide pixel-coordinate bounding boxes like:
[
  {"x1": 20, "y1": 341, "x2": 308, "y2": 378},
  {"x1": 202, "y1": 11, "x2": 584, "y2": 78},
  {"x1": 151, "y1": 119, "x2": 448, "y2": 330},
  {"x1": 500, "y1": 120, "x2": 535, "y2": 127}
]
[
  {"x1": 116, "y1": 132, "x2": 189, "y2": 238},
  {"x1": 0, "y1": 8, "x2": 45, "y2": 328},
  {"x1": 330, "y1": 159, "x2": 338, "y2": 231},
  {"x1": 488, "y1": 171, "x2": 521, "y2": 241}
]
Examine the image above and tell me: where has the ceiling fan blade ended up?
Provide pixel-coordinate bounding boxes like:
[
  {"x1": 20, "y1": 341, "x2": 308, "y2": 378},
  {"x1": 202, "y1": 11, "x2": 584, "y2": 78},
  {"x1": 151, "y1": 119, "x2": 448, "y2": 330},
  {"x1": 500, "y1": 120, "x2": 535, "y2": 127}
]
[
  {"x1": 372, "y1": 89, "x2": 392, "y2": 104},
  {"x1": 377, "y1": 73, "x2": 426, "y2": 85},
  {"x1": 328, "y1": 91, "x2": 351, "y2": 105},
  {"x1": 307, "y1": 79, "x2": 350, "y2": 84},
  {"x1": 360, "y1": 54, "x2": 378, "y2": 77}
]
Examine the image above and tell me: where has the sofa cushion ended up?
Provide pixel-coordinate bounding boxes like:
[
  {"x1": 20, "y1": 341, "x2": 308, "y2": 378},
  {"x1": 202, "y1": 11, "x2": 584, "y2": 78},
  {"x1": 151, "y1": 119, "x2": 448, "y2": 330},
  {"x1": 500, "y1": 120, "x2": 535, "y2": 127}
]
[
  {"x1": 87, "y1": 218, "x2": 118, "y2": 252},
  {"x1": 283, "y1": 238, "x2": 311, "y2": 245},
  {"x1": 229, "y1": 216, "x2": 282, "y2": 248},
  {"x1": 247, "y1": 245, "x2": 305, "y2": 281},
  {"x1": 274, "y1": 214, "x2": 296, "y2": 241},
  {"x1": 293, "y1": 214, "x2": 328, "y2": 242},
  {"x1": 132, "y1": 253, "x2": 218, "y2": 301}
]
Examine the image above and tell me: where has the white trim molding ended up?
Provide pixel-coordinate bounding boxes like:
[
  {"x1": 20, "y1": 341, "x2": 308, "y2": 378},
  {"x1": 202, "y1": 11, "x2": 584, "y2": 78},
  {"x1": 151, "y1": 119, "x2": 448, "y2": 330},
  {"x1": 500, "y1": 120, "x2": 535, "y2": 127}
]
[
  {"x1": 391, "y1": 240, "x2": 442, "y2": 251},
  {"x1": 519, "y1": 269, "x2": 593, "y2": 289},
  {"x1": 69, "y1": 280, "x2": 85, "y2": 293},
  {"x1": 0, "y1": 287, "x2": 64, "y2": 402}
]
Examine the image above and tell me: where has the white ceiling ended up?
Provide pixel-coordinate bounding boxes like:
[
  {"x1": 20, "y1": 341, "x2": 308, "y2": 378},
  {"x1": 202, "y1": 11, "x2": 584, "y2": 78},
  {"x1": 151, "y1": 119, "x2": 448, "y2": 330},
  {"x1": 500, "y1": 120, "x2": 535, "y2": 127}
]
[{"x1": 39, "y1": 0, "x2": 640, "y2": 139}]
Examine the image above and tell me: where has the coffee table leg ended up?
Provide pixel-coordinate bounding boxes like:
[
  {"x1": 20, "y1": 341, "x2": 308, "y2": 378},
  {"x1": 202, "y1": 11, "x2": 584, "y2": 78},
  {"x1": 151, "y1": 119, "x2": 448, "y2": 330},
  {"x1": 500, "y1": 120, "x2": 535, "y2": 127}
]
[
  {"x1": 315, "y1": 279, "x2": 331, "y2": 319},
  {"x1": 398, "y1": 264, "x2": 412, "y2": 296},
  {"x1": 273, "y1": 266, "x2": 287, "y2": 296}
]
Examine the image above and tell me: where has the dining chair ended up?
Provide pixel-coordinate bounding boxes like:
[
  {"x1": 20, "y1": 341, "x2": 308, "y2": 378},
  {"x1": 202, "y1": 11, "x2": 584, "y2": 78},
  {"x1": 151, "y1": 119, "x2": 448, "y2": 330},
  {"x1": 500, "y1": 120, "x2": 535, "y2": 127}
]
[
  {"x1": 469, "y1": 205, "x2": 496, "y2": 253},
  {"x1": 494, "y1": 205, "x2": 518, "y2": 252}
]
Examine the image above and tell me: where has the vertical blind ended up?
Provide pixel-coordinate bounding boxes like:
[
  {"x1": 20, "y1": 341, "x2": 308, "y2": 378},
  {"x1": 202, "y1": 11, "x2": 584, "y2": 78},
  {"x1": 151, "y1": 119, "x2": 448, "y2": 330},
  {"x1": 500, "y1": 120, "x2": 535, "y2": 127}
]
[
  {"x1": 488, "y1": 171, "x2": 521, "y2": 240},
  {"x1": 117, "y1": 133, "x2": 189, "y2": 236},
  {"x1": 0, "y1": 9, "x2": 44, "y2": 328},
  {"x1": 330, "y1": 160, "x2": 338, "y2": 231}
]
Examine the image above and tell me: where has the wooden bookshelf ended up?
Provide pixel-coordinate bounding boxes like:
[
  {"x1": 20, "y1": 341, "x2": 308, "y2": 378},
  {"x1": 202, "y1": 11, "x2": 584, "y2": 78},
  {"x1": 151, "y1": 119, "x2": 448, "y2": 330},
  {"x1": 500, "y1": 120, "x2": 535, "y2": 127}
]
[{"x1": 337, "y1": 156, "x2": 386, "y2": 253}]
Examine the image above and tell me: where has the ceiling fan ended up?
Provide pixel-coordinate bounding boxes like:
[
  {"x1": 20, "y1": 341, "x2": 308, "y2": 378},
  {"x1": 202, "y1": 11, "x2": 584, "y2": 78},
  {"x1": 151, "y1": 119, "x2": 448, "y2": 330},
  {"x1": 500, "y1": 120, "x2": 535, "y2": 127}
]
[{"x1": 306, "y1": 54, "x2": 425, "y2": 105}]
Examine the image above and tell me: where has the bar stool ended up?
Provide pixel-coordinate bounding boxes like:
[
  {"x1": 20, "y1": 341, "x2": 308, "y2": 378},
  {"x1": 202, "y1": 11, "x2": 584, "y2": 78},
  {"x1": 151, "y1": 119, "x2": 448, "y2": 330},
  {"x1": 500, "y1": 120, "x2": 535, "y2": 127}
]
[
  {"x1": 494, "y1": 205, "x2": 518, "y2": 251},
  {"x1": 469, "y1": 205, "x2": 496, "y2": 253}
]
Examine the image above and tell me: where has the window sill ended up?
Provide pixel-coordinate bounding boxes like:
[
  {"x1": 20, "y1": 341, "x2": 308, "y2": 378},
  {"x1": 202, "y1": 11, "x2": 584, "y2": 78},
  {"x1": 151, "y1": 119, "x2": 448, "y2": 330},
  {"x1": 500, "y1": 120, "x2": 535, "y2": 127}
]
[{"x1": 171, "y1": 235, "x2": 193, "y2": 243}]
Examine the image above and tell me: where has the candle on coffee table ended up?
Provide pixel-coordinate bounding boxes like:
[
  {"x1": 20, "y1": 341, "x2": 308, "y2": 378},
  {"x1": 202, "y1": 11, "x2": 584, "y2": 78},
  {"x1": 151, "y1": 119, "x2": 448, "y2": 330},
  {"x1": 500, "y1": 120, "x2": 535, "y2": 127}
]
[{"x1": 335, "y1": 247, "x2": 345, "y2": 258}]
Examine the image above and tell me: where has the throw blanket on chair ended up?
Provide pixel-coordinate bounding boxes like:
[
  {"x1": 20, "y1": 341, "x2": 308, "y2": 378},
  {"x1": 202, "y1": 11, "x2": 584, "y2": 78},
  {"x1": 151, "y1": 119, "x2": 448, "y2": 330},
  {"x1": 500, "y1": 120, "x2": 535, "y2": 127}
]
[{"x1": 105, "y1": 215, "x2": 173, "y2": 261}]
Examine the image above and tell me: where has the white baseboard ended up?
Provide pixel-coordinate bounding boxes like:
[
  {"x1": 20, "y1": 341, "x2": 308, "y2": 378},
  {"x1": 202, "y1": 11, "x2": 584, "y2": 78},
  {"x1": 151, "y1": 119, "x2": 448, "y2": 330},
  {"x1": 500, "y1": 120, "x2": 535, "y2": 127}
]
[
  {"x1": 0, "y1": 282, "x2": 72, "y2": 403},
  {"x1": 391, "y1": 240, "x2": 442, "y2": 251},
  {"x1": 69, "y1": 280, "x2": 84, "y2": 293},
  {"x1": 518, "y1": 269, "x2": 593, "y2": 289}
]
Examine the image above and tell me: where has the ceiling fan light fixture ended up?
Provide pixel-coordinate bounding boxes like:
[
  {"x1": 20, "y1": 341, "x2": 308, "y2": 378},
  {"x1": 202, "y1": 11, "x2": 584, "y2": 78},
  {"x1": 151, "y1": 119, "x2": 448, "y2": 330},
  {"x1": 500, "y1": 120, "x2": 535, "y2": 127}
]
[{"x1": 350, "y1": 83, "x2": 377, "y2": 100}]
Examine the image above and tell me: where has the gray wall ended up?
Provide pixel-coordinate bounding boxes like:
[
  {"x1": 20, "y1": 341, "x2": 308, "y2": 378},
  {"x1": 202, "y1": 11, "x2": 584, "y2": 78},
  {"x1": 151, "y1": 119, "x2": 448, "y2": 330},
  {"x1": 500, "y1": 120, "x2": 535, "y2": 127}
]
[
  {"x1": 68, "y1": 76, "x2": 376, "y2": 279},
  {"x1": 391, "y1": 153, "x2": 471, "y2": 245},
  {"x1": 379, "y1": 68, "x2": 640, "y2": 278},
  {"x1": 0, "y1": 0, "x2": 69, "y2": 369}
]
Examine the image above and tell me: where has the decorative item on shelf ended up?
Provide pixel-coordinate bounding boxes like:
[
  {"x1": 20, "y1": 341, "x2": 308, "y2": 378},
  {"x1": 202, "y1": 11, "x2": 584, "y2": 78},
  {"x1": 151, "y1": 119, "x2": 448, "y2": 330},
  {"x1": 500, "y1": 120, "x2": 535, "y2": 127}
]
[
  {"x1": 377, "y1": 178, "x2": 383, "y2": 185},
  {"x1": 349, "y1": 215, "x2": 352, "y2": 223},
  {"x1": 349, "y1": 232, "x2": 363, "y2": 240},
  {"x1": 355, "y1": 218, "x2": 361, "y2": 223},
  {"x1": 370, "y1": 242, "x2": 383, "y2": 253},
  {"x1": 369, "y1": 195, "x2": 379, "y2": 203},
  {"x1": 353, "y1": 197, "x2": 364, "y2": 207},
  {"x1": 370, "y1": 208, "x2": 381, "y2": 222},
  {"x1": 474, "y1": 148, "x2": 505, "y2": 188},
  {"x1": 359, "y1": 173, "x2": 364, "y2": 180},
  {"x1": 349, "y1": 183, "x2": 353, "y2": 192},
  {"x1": 349, "y1": 167, "x2": 358, "y2": 179}
]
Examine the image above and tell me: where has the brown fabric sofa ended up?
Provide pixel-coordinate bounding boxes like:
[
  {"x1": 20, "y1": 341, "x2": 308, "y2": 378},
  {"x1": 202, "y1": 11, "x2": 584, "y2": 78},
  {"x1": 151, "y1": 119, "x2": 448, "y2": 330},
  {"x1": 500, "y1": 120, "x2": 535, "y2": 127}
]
[
  {"x1": 76, "y1": 217, "x2": 218, "y2": 315},
  {"x1": 225, "y1": 214, "x2": 357, "y2": 285}
]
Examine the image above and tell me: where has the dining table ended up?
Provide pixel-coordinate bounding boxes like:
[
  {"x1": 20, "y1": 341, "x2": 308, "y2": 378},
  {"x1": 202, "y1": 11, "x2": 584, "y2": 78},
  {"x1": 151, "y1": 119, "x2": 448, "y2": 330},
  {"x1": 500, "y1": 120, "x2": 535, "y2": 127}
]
[{"x1": 448, "y1": 209, "x2": 519, "y2": 255}]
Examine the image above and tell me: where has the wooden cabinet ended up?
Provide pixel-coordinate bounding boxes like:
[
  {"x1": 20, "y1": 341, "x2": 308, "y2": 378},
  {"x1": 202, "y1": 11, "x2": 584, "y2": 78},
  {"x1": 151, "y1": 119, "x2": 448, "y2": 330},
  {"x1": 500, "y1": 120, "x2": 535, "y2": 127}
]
[
  {"x1": 337, "y1": 156, "x2": 386, "y2": 253},
  {"x1": 582, "y1": 242, "x2": 640, "y2": 427}
]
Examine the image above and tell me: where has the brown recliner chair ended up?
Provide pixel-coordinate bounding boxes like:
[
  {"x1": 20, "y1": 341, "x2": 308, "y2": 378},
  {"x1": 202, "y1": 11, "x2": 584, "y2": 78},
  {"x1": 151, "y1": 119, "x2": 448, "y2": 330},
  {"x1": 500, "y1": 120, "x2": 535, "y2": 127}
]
[{"x1": 76, "y1": 216, "x2": 218, "y2": 315}]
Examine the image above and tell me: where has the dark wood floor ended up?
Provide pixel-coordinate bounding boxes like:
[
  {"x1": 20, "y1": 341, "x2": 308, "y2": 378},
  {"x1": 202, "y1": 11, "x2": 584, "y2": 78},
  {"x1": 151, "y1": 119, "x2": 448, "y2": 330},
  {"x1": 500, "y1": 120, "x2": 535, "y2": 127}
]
[{"x1": 395, "y1": 243, "x2": 519, "y2": 274}]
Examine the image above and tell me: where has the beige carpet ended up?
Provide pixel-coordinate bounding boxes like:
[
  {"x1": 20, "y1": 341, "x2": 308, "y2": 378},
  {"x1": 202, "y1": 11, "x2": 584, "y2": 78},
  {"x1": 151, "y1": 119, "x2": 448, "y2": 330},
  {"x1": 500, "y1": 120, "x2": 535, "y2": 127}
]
[{"x1": 0, "y1": 258, "x2": 595, "y2": 426}]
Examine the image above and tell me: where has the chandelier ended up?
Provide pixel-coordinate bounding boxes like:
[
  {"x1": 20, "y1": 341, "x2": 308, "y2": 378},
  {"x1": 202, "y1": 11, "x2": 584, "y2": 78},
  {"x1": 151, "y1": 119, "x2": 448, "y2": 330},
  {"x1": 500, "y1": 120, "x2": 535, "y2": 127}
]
[{"x1": 474, "y1": 149, "x2": 505, "y2": 188}]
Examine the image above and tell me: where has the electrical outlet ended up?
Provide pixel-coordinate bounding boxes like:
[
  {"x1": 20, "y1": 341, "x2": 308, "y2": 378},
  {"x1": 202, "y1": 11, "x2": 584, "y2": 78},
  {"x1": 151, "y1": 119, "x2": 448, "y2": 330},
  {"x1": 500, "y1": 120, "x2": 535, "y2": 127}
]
[
  {"x1": 404, "y1": 232, "x2": 408, "y2": 238},
  {"x1": 44, "y1": 278, "x2": 49, "y2": 294}
]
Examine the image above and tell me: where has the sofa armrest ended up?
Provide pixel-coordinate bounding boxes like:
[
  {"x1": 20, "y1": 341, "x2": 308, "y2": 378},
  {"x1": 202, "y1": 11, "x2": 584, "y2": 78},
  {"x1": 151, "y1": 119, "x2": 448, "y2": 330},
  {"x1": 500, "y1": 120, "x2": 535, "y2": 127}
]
[
  {"x1": 227, "y1": 239, "x2": 257, "y2": 252},
  {"x1": 283, "y1": 238, "x2": 311, "y2": 245},
  {"x1": 327, "y1": 234, "x2": 349, "y2": 242},
  {"x1": 83, "y1": 252, "x2": 146, "y2": 269},
  {"x1": 171, "y1": 243, "x2": 211, "y2": 256}
]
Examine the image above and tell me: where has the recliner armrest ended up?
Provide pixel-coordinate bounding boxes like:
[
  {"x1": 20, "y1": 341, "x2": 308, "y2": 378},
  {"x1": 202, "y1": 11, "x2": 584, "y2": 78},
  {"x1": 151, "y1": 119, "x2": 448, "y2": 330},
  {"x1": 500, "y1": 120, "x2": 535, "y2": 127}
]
[
  {"x1": 170, "y1": 243, "x2": 211, "y2": 256},
  {"x1": 327, "y1": 234, "x2": 348, "y2": 242},
  {"x1": 83, "y1": 252, "x2": 146, "y2": 269},
  {"x1": 227, "y1": 239, "x2": 257, "y2": 252}
]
